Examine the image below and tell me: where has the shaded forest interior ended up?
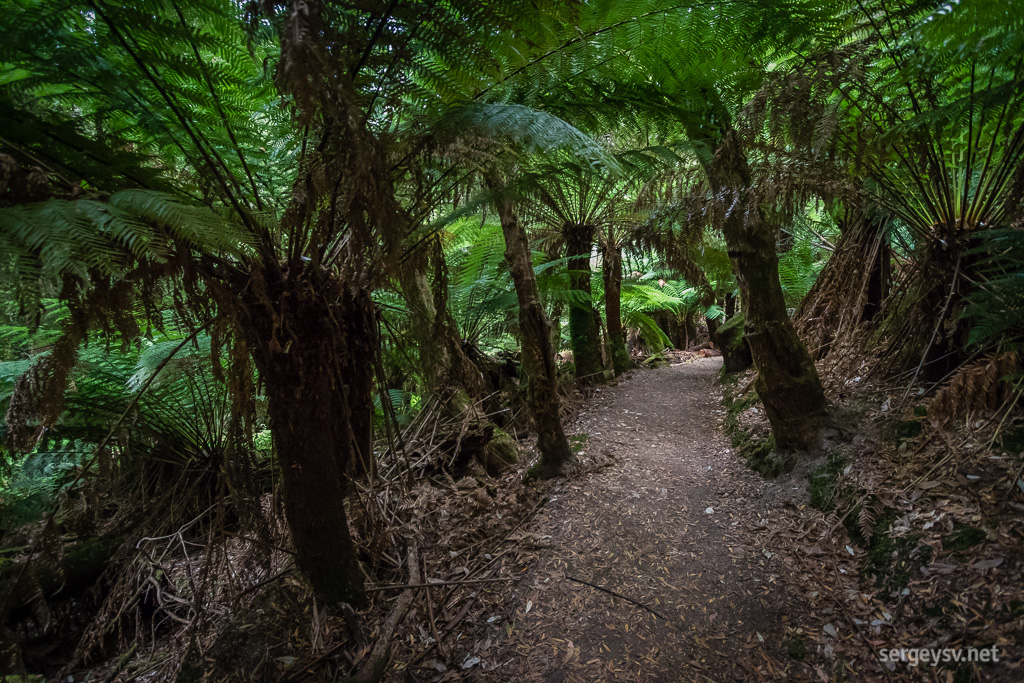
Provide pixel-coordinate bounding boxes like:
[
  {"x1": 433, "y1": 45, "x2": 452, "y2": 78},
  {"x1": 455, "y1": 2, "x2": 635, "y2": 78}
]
[{"x1": 0, "y1": 0, "x2": 1023, "y2": 680}]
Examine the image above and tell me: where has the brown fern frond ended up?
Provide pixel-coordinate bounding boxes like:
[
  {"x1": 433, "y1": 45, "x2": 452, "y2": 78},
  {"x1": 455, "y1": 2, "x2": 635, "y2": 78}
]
[
  {"x1": 858, "y1": 496, "x2": 880, "y2": 542},
  {"x1": 929, "y1": 351, "x2": 1020, "y2": 425}
]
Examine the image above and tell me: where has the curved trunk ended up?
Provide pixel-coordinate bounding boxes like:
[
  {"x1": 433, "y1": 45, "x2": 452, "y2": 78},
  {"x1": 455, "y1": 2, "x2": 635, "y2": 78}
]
[
  {"x1": 488, "y1": 179, "x2": 572, "y2": 478},
  {"x1": 564, "y1": 223, "x2": 604, "y2": 383},
  {"x1": 710, "y1": 130, "x2": 827, "y2": 451},
  {"x1": 244, "y1": 267, "x2": 367, "y2": 606},
  {"x1": 602, "y1": 243, "x2": 632, "y2": 375}
]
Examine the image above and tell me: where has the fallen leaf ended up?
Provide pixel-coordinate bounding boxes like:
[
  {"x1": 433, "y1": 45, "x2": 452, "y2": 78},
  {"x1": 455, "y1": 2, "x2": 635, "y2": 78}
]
[{"x1": 972, "y1": 558, "x2": 1004, "y2": 570}]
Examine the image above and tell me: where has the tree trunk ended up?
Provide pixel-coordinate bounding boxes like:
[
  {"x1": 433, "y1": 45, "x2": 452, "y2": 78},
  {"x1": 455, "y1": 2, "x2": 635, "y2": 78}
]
[
  {"x1": 564, "y1": 223, "x2": 604, "y2": 383},
  {"x1": 244, "y1": 266, "x2": 367, "y2": 606},
  {"x1": 594, "y1": 307, "x2": 608, "y2": 368},
  {"x1": 682, "y1": 313, "x2": 698, "y2": 349},
  {"x1": 397, "y1": 246, "x2": 518, "y2": 473},
  {"x1": 340, "y1": 288, "x2": 378, "y2": 480},
  {"x1": 710, "y1": 130, "x2": 826, "y2": 451},
  {"x1": 794, "y1": 212, "x2": 890, "y2": 358},
  {"x1": 862, "y1": 226, "x2": 890, "y2": 324},
  {"x1": 549, "y1": 300, "x2": 563, "y2": 356},
  {"x1": 602, "y1": 242, "x2": 632, "y2": 375},
  {"x1": 915, "y1": 243, "x2": 970, "y2": 382},
  {"x1": 398, "y1": 248, "x2": 486, "y2": 400},
  {"x1": 488, "y1": 178, "x2": 573, "y2": 478},
  {"x1": 725, "y1": 292, "x2": 737, "y2": 319},
  {"x1": 717, "y1": 312, "x2": 754, "y2": 373}
]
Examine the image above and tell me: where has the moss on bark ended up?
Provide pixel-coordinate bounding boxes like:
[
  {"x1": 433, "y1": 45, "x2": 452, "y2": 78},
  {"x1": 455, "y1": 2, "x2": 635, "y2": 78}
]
[
  {"x1": 716, "y1": 313, "x2": 754, "y2": 373},
  {"x1": 480, "y1": 427, "x2": 519, "y2": 476}
]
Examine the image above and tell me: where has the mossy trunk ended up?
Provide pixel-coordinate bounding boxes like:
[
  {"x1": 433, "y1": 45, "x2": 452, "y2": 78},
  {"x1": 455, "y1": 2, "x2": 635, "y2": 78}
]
[
  {"x1": 594, "y1": 307, "x2": 611, "y2": 368},
  {"x1": 244, "y1": 266, "x2": 367, "y2": 606},
  {"x1": 398, "y1": 242, "x2": 526, "y2": 479},
  {"x1": 565, "y1": 223, "x2": 604, "y2": 383},
  {"x1": 489, "y1": 178, "x2": 573, "y2": 478},
  {"x1": 398, "y1": 247, "x2": 486, "y2": 400},
  {"x1": 710, "y1": 130, "x2": 826, "y2": 451},
  {"x1": 717, "y1": 312, "x2": 754, "y2": 373},
  {"x1": 602, "y1": 242, "x2": 632, "y2": 375}
]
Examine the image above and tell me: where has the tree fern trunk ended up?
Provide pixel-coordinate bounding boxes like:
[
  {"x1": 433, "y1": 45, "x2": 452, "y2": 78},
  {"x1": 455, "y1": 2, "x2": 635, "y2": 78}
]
[
  {"x1": 244, "y1": 266, "x2": 367, "y2": 606},
  {"x1": 794, "y1": 212, "x2": 890, "y2": 358},
  {"x1": 710, "y1": 130, "x2": 826, "y2": 450},
  {"x1": 398, "y1": 250, "x2": 486, "y2": 400},
  {"x1": 565, "y1": 223, "x2": 604, "y2": 383},
  {"x1": 488, "y1": 176, "x2": 572, "y2": 478},
  {"x1": 602, "y1": 242, "x2": 632, "y2": 375},
  {"x1": 339, "y1": 288, "x2": 378, "y2": 481}
]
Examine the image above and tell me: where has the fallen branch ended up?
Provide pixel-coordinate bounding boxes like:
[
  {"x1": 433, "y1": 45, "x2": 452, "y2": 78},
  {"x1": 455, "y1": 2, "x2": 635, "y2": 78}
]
[
  {"x1": 421, "y1": 556, "x2": 448, "y2": 662},
  {"x1": 340, "y1": 543, "x2": 421, "y2": 683},
  {"x1": 563, "y1": 575, "x2": 667, "y2": 620},
  {"x1": 366, "y1": 576, "x2": 516, "y2": 592}
]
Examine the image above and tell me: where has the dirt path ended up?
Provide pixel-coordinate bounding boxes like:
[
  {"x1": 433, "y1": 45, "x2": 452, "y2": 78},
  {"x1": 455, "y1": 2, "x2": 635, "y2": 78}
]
[{"x1": 475, "y1": 358, "x2": 822, "y2": 681}]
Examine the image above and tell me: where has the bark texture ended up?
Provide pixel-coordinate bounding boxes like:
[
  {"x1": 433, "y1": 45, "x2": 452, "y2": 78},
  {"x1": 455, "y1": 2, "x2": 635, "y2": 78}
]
[
  {"x1": 244, "y1": 265, "x2": 368, "y2": 606},
  {"x1": 716, "y1": 312, "x2": 754, "y2": 373},
  {"x1": 398, "y1": 251, "x2": 486, "y2": 400},
  {"x1": 709, "y1": 130, "x2": 827, "y2": 450},
  {"x1": 489, "y1": 179, "x2": 573, "y2": 478},
  {"x1": 564, "y1": 223, "x2": 604, "y2": 383},
  {"x1": 602, "y1": 242, "x2": 633, "y2": 375},
  {"x1": 340, "y1": 288, "x2": 378, "y2": 480},
  {"x1": 795, "y1": 212, "x2": 891, "y2": 359}
]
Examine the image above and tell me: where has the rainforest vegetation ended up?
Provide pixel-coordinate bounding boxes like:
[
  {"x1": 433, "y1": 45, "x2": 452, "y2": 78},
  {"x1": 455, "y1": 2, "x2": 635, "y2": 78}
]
[{"x1": 1, "y1": 0, "x2": 1022, "y2": 680}]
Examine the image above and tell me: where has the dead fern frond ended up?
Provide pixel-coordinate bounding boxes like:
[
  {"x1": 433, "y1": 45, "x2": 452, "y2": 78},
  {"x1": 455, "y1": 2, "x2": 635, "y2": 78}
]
[
  {"x1": 858, "y1": 496, "x2": 881, "y2": 543},
  {"x1": 929, "y1": 351, "x2": 1020, "y2": 425}
]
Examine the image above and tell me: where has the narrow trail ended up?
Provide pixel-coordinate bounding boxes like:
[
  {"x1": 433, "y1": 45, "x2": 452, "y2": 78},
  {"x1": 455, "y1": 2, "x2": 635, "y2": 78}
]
[{"x1": 481, "y1": 358, "x2": 820, "y2": 681}]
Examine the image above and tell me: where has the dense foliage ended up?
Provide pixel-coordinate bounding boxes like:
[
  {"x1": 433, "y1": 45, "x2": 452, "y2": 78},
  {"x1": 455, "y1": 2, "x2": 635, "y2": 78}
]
[{"x1": 0, "y1": 0, "x2": 1020, "y2": 679}]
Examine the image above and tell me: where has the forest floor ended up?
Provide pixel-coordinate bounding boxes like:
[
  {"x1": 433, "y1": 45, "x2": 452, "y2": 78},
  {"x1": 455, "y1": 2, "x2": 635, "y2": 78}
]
[{"x1": 457, "y1": 358, "x2": 837, "y2": 681}]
